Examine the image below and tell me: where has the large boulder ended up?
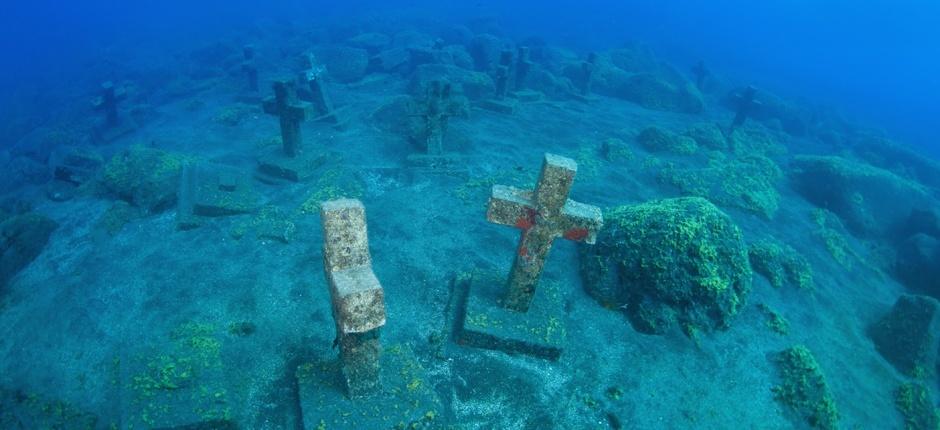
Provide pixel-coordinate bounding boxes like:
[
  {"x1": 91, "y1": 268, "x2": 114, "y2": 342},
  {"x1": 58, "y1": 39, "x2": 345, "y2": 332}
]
[
  {"x1": 599, "y1": 70, "x2": 703, "y2": 113},
  {"x1": 853, "y1": 135, "x2": 940, "y2": 192},
  {"x1": 1, "y1": 213, "x2": 58, "y2": 287},
  {"x1": 100, "y1": 145, "x2": 189, "y2": 213},
  {"x1": 722, "y1": 88, "x2": 809, "y2": 136},
  {"x1": 790, "y1": 155, "x2": 931, "y2": 237},
  {"x1": 408, "y1": 64, "x2": 494, "y2": 101},
  {"x1": 895, "y1": 233, "x2": 940, "y2": 296},
  {"x1": 311, "y1": 45, "x2": 370, "y2": 83},
  {"x1": 468, "y1": 34, "x2": 504, "y2": 71},
  {"x1": 579, "y1": 197, "x2": 752, "y2": 337},
  {"x1": 869, "y1": 294, "x2": 940, "y2": 377}
]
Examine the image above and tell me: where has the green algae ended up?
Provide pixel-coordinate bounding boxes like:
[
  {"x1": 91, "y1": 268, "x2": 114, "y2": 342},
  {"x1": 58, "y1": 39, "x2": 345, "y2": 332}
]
[
  {"x1": 772, "y1": 345, "x2": 840, "y2": 430},
  {"x1": 748, "y1": 238, "x2": 814, "y2": 290}
]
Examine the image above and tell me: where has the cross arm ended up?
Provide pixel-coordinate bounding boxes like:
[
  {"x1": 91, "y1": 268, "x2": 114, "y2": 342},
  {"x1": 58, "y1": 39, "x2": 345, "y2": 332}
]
[
  {"x1": 487, "y1": 185, "x2": 536, "y2": 229},
  {"x1": 560, "y1": 200, "x2": 604, "y2": 244}
]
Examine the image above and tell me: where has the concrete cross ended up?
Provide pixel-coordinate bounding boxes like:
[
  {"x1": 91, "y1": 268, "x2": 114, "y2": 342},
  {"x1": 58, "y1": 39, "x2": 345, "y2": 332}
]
[
  {"x1": 263, "y1": 79, "x2": 310, "y2": 158},
  {"x1": 242, "y1": 45, "x2": 259, "y2": 92},
  {"x1": 494, "y1": 50, "x2": 514, "y2": 99},
  {"x1": 298, "y1": 53, "x2": 337, "y2": 123},
  {"x1": 487, "y1": 153, "x2": 603, "y2": 312},
  {"x1": 92, "y1": 81, "x2": 126, "y2": 127},
  {"x1": 514, "y1": 46, "x2": 533, "y2": 91},
  {"x1": 418, "y1": 80, "x2": 453, "y2": 156},
  {"x1": 321, "y1": 199, "x2": 386, "y2": 398},
  {"x1": 580, "y1": 52, "x2": 598, "y2": 96}
]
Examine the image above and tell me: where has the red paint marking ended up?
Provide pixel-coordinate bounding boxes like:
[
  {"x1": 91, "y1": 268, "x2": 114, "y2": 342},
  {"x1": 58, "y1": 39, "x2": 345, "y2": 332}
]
[
  {"x1": 514, "y1": 207, "x2": 537, "y2": 230},
  {"x1": 563, "y1": 228, "x2": 590, "y2": 241},
  {"x1": 518, "y1": 245, "x2": 529, "y2": 258}
]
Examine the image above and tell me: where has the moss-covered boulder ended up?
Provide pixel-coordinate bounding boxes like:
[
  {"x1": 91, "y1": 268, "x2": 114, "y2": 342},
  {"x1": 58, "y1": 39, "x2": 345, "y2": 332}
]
[
  {"x1": 895, "y1": 233, "x2": 940, "y2": 297},
  {"x1": 748, "y1": 238, "x2": 814, "y2": 290},
  {"x1": 578, "y1": 197, "x2": 752, "y2": 337},
  {"x1": 408, "y1": 64, "x2": 494, "y2": 101},
  {"x1": 636, "y1": 126, "x2": 697, "y2": 155},
  {"x1": 684, "y1": 122, "x2": 727, "y2": 151},
  {"x1": 771, "y1": 345, "x2": 840, "y2": 430},
  {"x1": 659, "y1": 154, "x2": 783, "y2": 219},
  {"x1": 311, "y1": 45, "x2": 370, "y2": 83},
  {"x1": 790, "y1": 155, "x2": 930, "y2": 237},
  {"x1": 604, "y1": 72, "x2": 704, "y2": 113},
  {"x1": 1, "y1": 213, "x2": 57, "y2": 287},
  {"x1": 869, "y1": 294, "x2": 940, "y2": 377},
  {"x1": 100, "y1": 145, "x2": 190, "y2": 213},
  {"x1": 895, "y1": 382, "x2": 940, "y2": 430}
]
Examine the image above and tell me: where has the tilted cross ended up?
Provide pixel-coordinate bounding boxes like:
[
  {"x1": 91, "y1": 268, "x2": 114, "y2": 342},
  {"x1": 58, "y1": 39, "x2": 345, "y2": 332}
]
[
  {"x1": 263, "y1": 80, "x2": 311, "y2": 158},
  {"x1": 487, "y1": 153, "x2": 604, "y2": 312},
  {"x1": 92, "y1": 81, "x2": 126, "y2": 127}
]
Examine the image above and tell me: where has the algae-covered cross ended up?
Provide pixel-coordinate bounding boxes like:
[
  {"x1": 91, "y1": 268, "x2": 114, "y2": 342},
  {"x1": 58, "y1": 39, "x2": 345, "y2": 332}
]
[
  {"x1": 263, "y1": 79, "x2": 311, "y2": 158},
  {"x1": 487, "y1": 153, "x2": 603, "y2": 312}
]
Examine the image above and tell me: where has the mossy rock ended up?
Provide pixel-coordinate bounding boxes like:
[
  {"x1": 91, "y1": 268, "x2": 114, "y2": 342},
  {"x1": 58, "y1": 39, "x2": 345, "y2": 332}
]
[
  {"x1": 311, "y1": 45, "x2": 370, "y2": 83},
  {"x1": 612, "y1": 73, "x2": 704, "y2": 113},
  {"x1": 100, "y1": 145, "x2": 191, "y2": 213},
  {"x1": 684, "y1": 122, "x2": 727, "y2": 151},
  {"x1": 1, "y1": 213, "x2": 58, "y2": 287},
  {"x1": 578, "y1": 197, "x2": 752, "y2": 337},
  {"x1": 771, "y1": 345, "x2": 840, "y2": 430},
  {"x1": 895, "y1": 382, "x2": 940, "y2": 430},
  {"x1": 636, "y1": 126, "x2": 697, "y2": 155},
  {"x1": 659, "y1": 154, "x2": 782, "y2": 218},
  {"x1": 748, "y1": 238, "x2": 813, "y2": 290},
  {"x1": 791, "y1": 155, "x2": 929, "y2": 237}
]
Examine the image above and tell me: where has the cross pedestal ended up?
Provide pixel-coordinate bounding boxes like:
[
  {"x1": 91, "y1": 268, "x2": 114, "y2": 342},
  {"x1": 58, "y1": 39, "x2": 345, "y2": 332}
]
[
  {"x1": 177, "y1": 163, "x2": 260, "y2": 230},
  {"x1": 457, "y1": 153, "x2": 603, "y2": 359},
  {"x1": 257, "y1": 79, "x2": 325, "y2": 183}
]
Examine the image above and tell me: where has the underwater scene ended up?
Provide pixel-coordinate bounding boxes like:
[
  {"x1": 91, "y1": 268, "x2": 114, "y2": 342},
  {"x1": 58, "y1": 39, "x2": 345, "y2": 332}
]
[{"x1": 1, "y1": 1, "x2": 940, "y2": 429}]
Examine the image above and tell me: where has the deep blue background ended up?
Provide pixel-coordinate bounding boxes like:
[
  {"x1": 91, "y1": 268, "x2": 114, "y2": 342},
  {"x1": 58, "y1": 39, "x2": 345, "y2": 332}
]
[{"x1": 1, "y1": 0, "x2": 938, "y2": 154}]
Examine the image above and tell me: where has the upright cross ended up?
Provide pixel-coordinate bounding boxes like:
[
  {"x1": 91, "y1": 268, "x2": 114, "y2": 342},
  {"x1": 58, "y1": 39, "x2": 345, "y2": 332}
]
[
  {"x1": 487, "y1": 153, "x2": 603, "y2": 312},
  {"x1": 92, "y1": 81, "x2": 126, "y2": 127},
  {"x1": 263, "y1": 80, "x2": 311, "y2": 158},
  {"x1": 419, "y1": 80, "x2": 454, "y2": 156},
  {"x1": 580, "y1": 52, "x2": 599, "y2": 96},
  {"x1": 298, "y1": 53, "x2": 337, "y2": 122},
  {"x1": 514, "y1": 46, "x2": 533, "y2": 91},
  {"x1": 242, "y1": 45, "x2": 259, "y2": 92},
  {"x1": 494, "y1": 50, "x2": 514, "y2": 100},
  {"x1": 321, "y1": 199, "x2": 386, "y2": 398}
]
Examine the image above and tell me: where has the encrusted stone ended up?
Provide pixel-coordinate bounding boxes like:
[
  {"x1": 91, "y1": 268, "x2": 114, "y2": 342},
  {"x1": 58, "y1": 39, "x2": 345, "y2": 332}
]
[
  {"x1": 869, "y1": 294, "x2": 940, "y2": 376},
  {"x1": 177, "y1": 163, "x2": 260, "y2": 230}
]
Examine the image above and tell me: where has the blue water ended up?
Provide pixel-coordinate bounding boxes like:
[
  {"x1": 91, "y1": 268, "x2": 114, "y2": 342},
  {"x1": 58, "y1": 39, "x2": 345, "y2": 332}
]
[{"x1": 0, "y1": 1, "x2": 938, "y2": 428}]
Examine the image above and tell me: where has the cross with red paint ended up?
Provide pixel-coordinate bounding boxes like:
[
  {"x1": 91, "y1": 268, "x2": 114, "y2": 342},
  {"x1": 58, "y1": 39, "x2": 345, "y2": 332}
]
[{"x1": 486, "y1": 153, "x2": 604, "y2": 312}]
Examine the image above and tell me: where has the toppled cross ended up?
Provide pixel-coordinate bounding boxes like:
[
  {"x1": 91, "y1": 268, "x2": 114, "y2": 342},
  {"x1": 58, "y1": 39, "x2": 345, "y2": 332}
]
[
  {"x1": 321, "y1": 199, "x2": 386, "y2": 398},
  {"x1": 298, "y1": 53, "x2": 338, "y2": 123},
  {"x1": 487, "y1": 153, "x2": 603, "y2": 311},
  {"x1": 263, "y1": 79, "x2": 311, "y2": 158}
]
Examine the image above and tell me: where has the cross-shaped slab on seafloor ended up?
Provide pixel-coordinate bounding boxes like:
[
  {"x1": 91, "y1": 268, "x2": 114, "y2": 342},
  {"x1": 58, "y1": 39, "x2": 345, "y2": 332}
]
[{"x1": 487, "y1": 153, "x2": 604, "y2": 312}]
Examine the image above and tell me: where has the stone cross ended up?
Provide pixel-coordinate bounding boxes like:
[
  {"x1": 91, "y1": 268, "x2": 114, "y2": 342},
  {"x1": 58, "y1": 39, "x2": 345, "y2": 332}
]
[
  {"x1": 418, "y1": 80, "x2": 453, "y2": 156},
  {"x1": 580, "y1": 52, "x2": 598, "y2": 96},
  {"x1": 242, "y1": 45, "x2": 259, "y2": 92},
  {"x1": 514, "y1": 46, "x2": 533, "y2": 91},
  {"x1": 494, "y1": 50, "x2": 513, "y2": 100},
  {"x1": 263, "y1": 79, "x2": 310, "y2": 158},
  {"x1": 691, "y1": 60, "x2": 709, "y2": 91},
  {"x1": 730, "y1": 85, "x2": 761, "y2": 134},
  {"x1": 321, "y1": 199, "x2": 387, "y2": 398},
  {"x1": 298, "y1": 53, "x2": 337, "y2": 123},
  {"x1": 92, "y1": 81, "x2": 125, "y2": 127},
  {"x1": 487, "y1": 153, "x2": 603, "y2": 312}
]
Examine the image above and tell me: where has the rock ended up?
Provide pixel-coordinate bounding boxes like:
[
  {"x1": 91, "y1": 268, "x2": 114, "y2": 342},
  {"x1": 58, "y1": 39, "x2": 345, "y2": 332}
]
[
  {"x1": 468, "y1": 34, "x2": 504, "y2": 71},
  {"x1": 790, "y1": 155, "x2": 930, "y2": 237},
  {"x1": 100, "y1": 145, "x2": 190, "y2": 213},
  {"x1": 392, "y1": 30, "x2": 435, "y2": 49},
  {"x1": 579, "y1": 197, "x2": 752, "y2": 337},
  {"x1": 0, "y1": 212, "x2": 58, "y2": 287},
  {"x1": 895, "y1": 234, "x2": 940, "y2": 297},
  {"x1": 748, "y1": 238, "x2": 814, "y2": 289},
  {"x1": 604, "y1": 45, "x2": 662, "y2": 74},
  {"x1": 854, "y1": 135, "x2": 940, "y2": 192},
  {"x1": 771, "y1": 345, "x2": 840, "y2": 430},
  {"x1": 525, "y1": 67, "x2": 574, "y2": 98},
  {"x1": 408, "y1": 64, "x2": 494, "y2": 101},
  {"x1": 50, "y1": 146, "x2": 103, "y2": 186},
  {"x1": 604, "y1": 72, "x2": 704, "y2": 113},
  {"x1": 723, "y1": 88, "x2": 808, "y2": 136},
  {"x1": 347, "y1": 32, "x2": 391, "y2": 53},
  {"x1": 370, "y1": 95, "x2": 415, "y2": 135},
  {"x1": 45, "y1": 181, "x2": 76, "y2": 202},
  {"x1": 869, "y1": 294, "x2": 940, "y2": 377},
  {"x1": 684, "y1": 122, "x2": 727, "y2": 151},
  {"x1": 636, "y1": 126, "x2": 697, "y2": 155},
  {"x1": 311, "y1": 45, "x2": 370, "y2": 83},
  {"x1": 895, "y1": 382, "x2": 940, "y2": 430},
  {"x1": 659, "y1": 154, "x2": 783, "y2": 218},
  {"x1": 442, "y1": 45, "x2": 474, "y2": 70}
]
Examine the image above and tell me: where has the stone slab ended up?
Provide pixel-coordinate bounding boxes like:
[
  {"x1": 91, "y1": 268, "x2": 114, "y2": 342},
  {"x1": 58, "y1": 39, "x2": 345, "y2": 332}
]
[
  {"x1": 178, "y1": 163, "x2": 260, "y2": 229},
  {"x1": 256, "y1": 148, "x2": 327, "y2": 183},
  {"x1": 405, "y1": 153, "x2": 467, "y2": 174},
  {"x1": 296, "y1": 343, "x2": 442, "y2": 430},
  {"x1": 455, "y1": 272, "x2": 566, "y2": 360}
]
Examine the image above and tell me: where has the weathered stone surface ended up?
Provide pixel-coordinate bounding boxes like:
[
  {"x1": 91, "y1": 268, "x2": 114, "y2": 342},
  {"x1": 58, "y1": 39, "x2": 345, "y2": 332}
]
[
  {"x1": 347, "y1": 32, "x2": 391, "y2": 53},
  {"x1": 456, "y1": 272, "x2": 566, "y2": 360},
  {"x1": 100, "y1": 145, "x2": 189, "y2": 212},
  {"x1": 0, "y1": 213, "x2": 57, "y2": 287},
  {"x1": 469, "y1": 34, "x2": 504, "y2": 71},
  {"x1": 311, "y1": 46, "x2": 370, "y2": 83},
  {"x1": 579, "y1": 197, "x2": 752, "y2": 337},
  {"x1": 51, "y1": 146, "x2": 103, "y2": 186},
  {"x1": 177, "y1": 163, "x2": 260, "y2": 230},
  {"x1": 684, "y1": 122, "x2": 727, "y2": 151},
  {"x1": 895, "y1": 233, "x2": 940, "y2": 297},
  {"x1": 790, "y1": 155, "x2": 930, "y2": 237},
  {"x1": 869, "y1": 294, "x2": 940, "y2": 376},
  {"x1": 263, "y1": 80, "x2": 312, "y2": 158},
  {"x1": 296, "y1": 343, "x2": 441, "y2": 429},
  {"x1": 409, "y1": 64, "x2": 495, "y2": 101},
  {"x1": 256, "y1": 149, "x2": 326, "y2": 183},
  {"x1": 370, "y1": 47, "x2": 411, "y2": 73},
  {"x1": 636, "y1": 126, "x2": 697, "y2": 155},
  {"x1": 607, "y1": 72, "x2": 704, "y2": 113},
  {"x1": 321, "y1": 199, "x2": 386, "y2": 397},
  {"x1": 487, "y1": 153, "x2": 603, "y2": 312}
]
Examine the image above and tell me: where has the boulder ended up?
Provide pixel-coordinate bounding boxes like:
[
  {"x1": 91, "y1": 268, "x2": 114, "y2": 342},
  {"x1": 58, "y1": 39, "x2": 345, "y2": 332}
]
[
  {"x1": 684, "y1": 122, "x2": 727, "y2": 151},
  {"x1": 100, "y1": 145, "x2": 189, "y2": 213},
  {"x1": 895, "y1": 234, "x2": 940, "y2": 296},
  {"x1": 636, "y1": 126, "x2": 697, "y2": 155},
  {"x1": 347, "y1": 32, "x2": 391, "y2": 54},
  {"x1": 0, "y1": 213, "x2": 58, "y2": 287},
  {"x1": 468, "y1": 34, "x2": 504, "y2": 71},
  {"x1": 311, "y1": 46, "x2": 370, "y2": 83},
  {"x1": 790, "y1": 155, "x2": 930, "y2": 237},
  {"x1": 604, "y1": 72, "x2": 704, "y2": 113},
  {"x1": 579, "y1": 197, "x2": 752, "y2": 337},
  {"x1": 408, "y1": 64, "x2": 494, "y2": 101},
  {"x1": 748, "y1": 238, "x2": 814, "y2": 290},
  {"x1": 853, "y1": 135, "x2": 940, "y2": 192},
  {"x1": 723, "y1": 88, "x2": 808, "y2": 136},
  {"x1": 869, "y1": 294, "x2": 940, "y2": 376}
]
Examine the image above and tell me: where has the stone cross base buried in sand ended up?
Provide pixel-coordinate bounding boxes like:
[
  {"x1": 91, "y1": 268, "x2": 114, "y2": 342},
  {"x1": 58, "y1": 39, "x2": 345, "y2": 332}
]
[
  {"x1": 257, "y1": 79, "x2": 326, "y2": 183},
  {"x1": 456, "y1": 153, "x2": 603, "y2": 360}
]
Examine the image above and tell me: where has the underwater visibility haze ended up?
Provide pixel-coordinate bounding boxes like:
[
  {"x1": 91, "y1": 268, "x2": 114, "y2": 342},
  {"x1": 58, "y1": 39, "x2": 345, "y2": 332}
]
[{"x1": 1, "y1": 1, "x2": 939, "y2": 428}]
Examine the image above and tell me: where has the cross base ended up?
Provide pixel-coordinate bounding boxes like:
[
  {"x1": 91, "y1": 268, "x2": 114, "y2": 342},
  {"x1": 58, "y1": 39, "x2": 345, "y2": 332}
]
[
  {"x1": 455, "y1": 272, "x2": 566, "y2": 361},
  {"x1": 296, "y1": 343, "x2": 442, "y2": 430},
  {"x1": 256, "y1": 148, "x2": 327, "y2": 183},
  {"x1": 512, "y1": 89, "x2": 543, "y2": 103},
  {"x1": 91, "y1": 118, "x2": 138, "y2": 144},
  {"x1": 405, "y1": 153, "x2": 466, "y2": 174},
  {"x1": 479, "y1": 99, "x2": 516, "y2": 114},
  {"x1": 177, "y1": 163, "x2": 260, "y2": 230},
  {"x1": 569, "y1": 92, "x2": 600, "y2": 103}
]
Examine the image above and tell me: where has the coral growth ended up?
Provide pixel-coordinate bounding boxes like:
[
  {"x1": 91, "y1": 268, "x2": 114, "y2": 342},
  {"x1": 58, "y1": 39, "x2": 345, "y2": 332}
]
[
  {"x1": 748, "y1": 238, "x2": 814, "y2": 290},
  {"x1": 771, "y1": 345, "x2": 840, "y2": 430}
]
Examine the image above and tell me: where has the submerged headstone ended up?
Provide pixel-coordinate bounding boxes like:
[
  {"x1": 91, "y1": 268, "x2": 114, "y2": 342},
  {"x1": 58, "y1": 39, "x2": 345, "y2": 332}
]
[
  {"x1": 257, "y1": 79, "x2": 325, "y2": 182},
  {"x1": 730, "y1": 85, "x2": 760, "y2": 134},
  {"x1": 457, "y1": 153, "x2": 603, "y2": 360},
  {"x1": 91, "y1": 81, "x2": 137, "y2": 143},
  {"x1": 406, "y1": 79, "x2": 463, "y2": 171},
  {"x1": 298, "y1": 53, "x2": 339, "y2": 124},
  {"x1": 177, "y1": 163, "x2": 260, "y2": 230},
  {"x1": 480, "y1": 50, "x2": 517, "y2": 114},
  {"x1": 514, "y1": 46, "x2": 533, "y2": 91}
]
